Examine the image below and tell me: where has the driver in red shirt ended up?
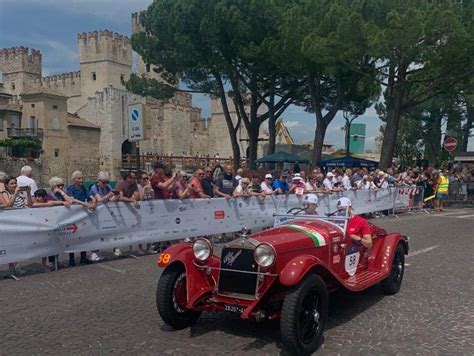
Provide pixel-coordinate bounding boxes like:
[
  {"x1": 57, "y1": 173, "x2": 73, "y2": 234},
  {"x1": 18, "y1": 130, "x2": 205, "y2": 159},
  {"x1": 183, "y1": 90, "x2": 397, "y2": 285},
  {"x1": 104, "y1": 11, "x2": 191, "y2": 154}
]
[{"x1": 337, "y1": 197, "x2": 373, "y2": 249}]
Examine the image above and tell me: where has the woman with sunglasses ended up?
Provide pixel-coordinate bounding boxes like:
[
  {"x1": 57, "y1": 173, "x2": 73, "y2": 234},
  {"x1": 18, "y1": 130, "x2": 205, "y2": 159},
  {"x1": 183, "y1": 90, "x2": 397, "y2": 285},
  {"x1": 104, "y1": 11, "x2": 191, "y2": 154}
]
[{"x1": 138, "y1": 172, "x2": 154, "y2": 200}]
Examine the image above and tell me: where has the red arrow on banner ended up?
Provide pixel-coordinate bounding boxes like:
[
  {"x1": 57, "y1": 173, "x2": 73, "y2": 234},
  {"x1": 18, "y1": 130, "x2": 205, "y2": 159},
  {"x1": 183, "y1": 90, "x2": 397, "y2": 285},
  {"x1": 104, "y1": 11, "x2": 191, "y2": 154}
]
[{"x1": 66, "y1": 224, "x2": 78, "y2": 233}]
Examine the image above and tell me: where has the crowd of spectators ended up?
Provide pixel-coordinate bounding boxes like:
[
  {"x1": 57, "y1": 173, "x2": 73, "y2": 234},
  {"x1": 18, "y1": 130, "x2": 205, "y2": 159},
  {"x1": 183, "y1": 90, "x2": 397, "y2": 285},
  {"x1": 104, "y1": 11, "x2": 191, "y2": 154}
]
[{"x1": 1, "y1": 162, "x2": 473, "y2": 274}]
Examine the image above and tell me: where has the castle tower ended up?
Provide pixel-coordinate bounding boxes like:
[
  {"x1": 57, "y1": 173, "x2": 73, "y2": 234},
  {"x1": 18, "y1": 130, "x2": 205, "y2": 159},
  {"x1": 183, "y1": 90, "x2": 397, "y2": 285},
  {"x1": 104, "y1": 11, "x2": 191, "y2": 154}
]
[
  {"x1": 0, "y1": 47, "x2": 42, "y2": 95},
  {"x1": 131, "y1": 12, "x2": 168, "y2": 84},
  {"x1": 78, "y1": 30, "x2": 132, "y2": 104}
]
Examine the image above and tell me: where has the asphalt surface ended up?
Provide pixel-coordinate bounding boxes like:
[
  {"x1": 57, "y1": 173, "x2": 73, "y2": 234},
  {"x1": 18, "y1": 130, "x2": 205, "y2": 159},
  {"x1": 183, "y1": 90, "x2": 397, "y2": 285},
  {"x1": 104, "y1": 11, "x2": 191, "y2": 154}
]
[{"x1": 1, "y1": 207, "x2": 473, "y2": 355}]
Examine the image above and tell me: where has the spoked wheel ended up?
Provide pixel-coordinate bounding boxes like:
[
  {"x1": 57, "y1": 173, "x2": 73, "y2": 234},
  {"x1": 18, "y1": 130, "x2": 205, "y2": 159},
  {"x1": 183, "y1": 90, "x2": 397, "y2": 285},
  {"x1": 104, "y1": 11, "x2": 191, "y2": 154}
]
[
  {"x1": 381, "y1": 243, "x2": 405, "y2": 295},
  {"x1": 281, "y1": 274, "x2": 328, "y2": 355},
  {"x1": 299, "y1": 292, "x2": 323, "y2": 344},
  {"x1": 156, "y1": 265, "x2": 202, "y2": 329}
]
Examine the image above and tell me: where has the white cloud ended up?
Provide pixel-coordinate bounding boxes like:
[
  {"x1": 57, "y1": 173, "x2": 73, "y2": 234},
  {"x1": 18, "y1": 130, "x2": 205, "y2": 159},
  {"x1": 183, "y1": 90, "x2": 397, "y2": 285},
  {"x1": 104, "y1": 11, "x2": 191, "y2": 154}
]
[{"x1": 284, "y1": 120, "x2": 302, "y2": 129}]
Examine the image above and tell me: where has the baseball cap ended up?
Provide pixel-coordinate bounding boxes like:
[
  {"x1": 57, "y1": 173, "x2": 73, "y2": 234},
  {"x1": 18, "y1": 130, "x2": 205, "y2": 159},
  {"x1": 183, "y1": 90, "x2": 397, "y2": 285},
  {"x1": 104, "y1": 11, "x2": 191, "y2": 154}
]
[
  {"x1": 304, "y1": 194, "x2": 319, "y2": 205},
  {"x1": 327, "y1": 172, "x2": 334, "y2": 177},
  {"x1": 337, "y1": 197, "x2": 352, "y2": 208},
  {"x1": 292, "y1": 173, "x2": 303, "y2": 181},
  {"x1": 265, "y1": 174, "x2": 273, "y2": 179}
]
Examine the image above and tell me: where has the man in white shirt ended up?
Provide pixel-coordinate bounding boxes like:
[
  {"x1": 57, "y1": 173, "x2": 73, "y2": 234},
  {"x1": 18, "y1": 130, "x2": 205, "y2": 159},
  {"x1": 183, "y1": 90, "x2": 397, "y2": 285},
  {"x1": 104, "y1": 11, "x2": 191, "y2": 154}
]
[
  {"x1": 260, "y1": 173, "x2": 274, "y2": 194},
  {"x1": 323, "y1": 172, "x2": 335, "y2": 191},
  {"x1": 16, "y1": 165, "x2": 38, "y2": 194},
  {"x1": 342, "y1": 169, "x2": 353, "y2": 190},
  {"x1": 235, "y1": 168, "x2": 244, "y2": 186}
]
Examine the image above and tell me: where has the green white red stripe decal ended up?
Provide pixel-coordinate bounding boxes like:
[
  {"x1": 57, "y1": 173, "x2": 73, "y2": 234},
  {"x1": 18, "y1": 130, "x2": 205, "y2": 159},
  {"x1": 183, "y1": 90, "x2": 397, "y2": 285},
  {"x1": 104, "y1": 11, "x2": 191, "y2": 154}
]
[{"x1": 284, "y1": 224, "x2": 326, "y2": 247}]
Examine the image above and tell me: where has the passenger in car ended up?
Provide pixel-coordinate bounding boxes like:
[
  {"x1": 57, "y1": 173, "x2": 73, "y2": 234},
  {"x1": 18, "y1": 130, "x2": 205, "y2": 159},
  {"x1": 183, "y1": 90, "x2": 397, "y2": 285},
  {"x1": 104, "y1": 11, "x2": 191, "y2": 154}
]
[{"x1": 336, "y1": 197, "x2": 373, "y2": 249}]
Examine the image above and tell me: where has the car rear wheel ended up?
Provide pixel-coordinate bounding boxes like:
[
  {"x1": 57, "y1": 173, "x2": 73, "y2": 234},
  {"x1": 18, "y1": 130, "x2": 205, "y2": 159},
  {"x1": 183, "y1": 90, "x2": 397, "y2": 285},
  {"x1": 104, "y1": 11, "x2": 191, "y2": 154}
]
[
  {"x1": 281, "y1": 274, "x2": 328, "y2": 355},
  {"x1": 381, "y1": 243, "x2": 405, "y2": 295},
  {"x1": 156, "y1": 265, "x2": 202, "y2": 329}
]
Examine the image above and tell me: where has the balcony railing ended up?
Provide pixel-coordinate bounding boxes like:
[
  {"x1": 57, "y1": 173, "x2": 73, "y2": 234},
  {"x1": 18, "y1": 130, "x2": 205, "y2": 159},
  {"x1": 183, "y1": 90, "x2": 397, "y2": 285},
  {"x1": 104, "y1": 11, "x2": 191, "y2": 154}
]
[{"x1": 7, "y1": 128, "x2": 44, "y2": 140}]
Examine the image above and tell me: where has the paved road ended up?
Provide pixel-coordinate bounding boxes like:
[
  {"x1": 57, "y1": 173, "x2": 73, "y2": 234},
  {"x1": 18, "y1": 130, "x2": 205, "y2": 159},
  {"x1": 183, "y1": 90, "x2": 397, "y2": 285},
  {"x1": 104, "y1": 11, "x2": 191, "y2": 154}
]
[{"x1": 1, "y1": 208, "x2": 473, "y2": 355}]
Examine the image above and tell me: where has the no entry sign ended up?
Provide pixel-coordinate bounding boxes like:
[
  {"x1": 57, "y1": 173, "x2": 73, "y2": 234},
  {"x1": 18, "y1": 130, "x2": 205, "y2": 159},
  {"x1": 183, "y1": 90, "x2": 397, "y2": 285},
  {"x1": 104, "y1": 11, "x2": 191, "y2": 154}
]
[{"x1": 443, "y1": 137, "x2": 457, "y2": 152}]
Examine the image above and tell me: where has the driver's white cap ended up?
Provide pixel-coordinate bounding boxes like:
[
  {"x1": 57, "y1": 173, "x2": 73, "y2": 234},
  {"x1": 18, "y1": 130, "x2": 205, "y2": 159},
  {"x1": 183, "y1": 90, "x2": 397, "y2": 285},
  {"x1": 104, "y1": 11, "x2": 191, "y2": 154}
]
[
  {"x1": 305, "y1": 194, "x2": 318, "y2": 205},
  {"x1": 337, "y1": 197, "x2": 352, "y2": 208}
]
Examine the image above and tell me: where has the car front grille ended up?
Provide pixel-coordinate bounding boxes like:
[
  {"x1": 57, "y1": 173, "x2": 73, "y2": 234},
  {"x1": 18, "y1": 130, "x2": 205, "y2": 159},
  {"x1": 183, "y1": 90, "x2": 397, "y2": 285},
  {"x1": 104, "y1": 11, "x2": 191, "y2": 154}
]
[{"x1": 218, "y1": 247, "x2": 258, "y2": 297}]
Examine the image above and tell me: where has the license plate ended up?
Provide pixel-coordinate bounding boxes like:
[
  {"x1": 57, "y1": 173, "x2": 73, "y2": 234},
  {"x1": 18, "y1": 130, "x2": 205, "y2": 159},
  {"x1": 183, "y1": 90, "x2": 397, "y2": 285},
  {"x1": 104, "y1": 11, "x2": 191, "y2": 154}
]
[{"x1": 223, "y1": 304, "x2": 245, "y2": 313}]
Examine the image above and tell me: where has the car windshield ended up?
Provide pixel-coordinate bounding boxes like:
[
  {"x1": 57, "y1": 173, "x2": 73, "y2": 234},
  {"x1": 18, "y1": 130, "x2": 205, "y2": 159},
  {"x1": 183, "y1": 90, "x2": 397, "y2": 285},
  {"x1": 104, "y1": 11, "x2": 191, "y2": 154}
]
[{"x1": 273, "y1": 207, "x2": 350, "y2": 236}]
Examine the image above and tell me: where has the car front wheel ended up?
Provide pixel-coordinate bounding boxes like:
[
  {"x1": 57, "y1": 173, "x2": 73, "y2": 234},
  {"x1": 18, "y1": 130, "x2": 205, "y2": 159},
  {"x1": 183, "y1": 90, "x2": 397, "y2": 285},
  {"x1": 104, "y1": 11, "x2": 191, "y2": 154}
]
[
  {"x1": 281, "y1": 274, "x2": 328, "y2": 355},
  {"x1": 156, "y1": 265, "x2": 202, "y2": 329},
  {"x1": 381, "y1": 243, "x2": 405, "y2": 295}
]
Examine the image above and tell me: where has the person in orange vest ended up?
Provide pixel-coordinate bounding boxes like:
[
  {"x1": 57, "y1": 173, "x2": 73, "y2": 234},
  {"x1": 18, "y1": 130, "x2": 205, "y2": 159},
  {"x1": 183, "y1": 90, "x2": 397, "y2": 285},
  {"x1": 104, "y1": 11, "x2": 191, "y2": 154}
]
[{"x1": 435, "y1": 170, "x2": 449, "y2": 212}]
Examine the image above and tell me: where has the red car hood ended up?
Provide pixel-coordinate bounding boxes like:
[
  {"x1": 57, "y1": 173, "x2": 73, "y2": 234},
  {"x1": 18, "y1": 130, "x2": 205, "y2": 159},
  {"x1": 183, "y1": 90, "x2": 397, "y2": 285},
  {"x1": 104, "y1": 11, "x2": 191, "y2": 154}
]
[{"x1": 250, "y1": 219, "x2": 343, "y2": 253}]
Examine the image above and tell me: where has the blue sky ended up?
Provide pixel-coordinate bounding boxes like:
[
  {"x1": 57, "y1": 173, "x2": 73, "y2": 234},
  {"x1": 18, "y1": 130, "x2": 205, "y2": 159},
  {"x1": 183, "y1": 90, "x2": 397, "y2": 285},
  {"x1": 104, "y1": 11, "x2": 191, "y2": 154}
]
[{"x1": 0, "y1": 0, "x2": 383, "y2": 149}]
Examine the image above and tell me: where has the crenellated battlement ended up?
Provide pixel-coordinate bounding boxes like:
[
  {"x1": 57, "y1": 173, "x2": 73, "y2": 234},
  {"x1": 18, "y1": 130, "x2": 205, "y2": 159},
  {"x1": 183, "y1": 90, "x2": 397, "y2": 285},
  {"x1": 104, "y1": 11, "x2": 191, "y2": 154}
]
[
  {"x1": 78, "y1": 30, "x2": 131, "y2": 67},
  {"x1": 131, "y1": 12, "x2": 144, "y2": 34},
  {"x1": 40, "y1": 71, "x2": 81, "y2": 98},
  {"x1": 0, "y1": 46, "x2": 42, "y2": 75},
  {"x1": 43, "y1": 71, "x2": 81, "y2": 82}
]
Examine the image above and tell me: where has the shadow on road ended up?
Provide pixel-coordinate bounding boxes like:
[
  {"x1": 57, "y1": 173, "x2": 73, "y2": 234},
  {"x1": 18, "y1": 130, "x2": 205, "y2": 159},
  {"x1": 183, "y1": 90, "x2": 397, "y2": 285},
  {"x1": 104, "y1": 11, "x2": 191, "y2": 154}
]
[{"x1": 173, "y1": 284, "x2": 386, "y2": 353}]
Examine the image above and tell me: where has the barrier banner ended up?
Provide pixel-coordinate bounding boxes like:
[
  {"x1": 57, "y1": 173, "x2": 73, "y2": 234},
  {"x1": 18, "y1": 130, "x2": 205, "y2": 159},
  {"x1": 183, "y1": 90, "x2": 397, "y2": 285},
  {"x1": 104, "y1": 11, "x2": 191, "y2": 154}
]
[{"x1": 0, "y1": 188, "x2": 407, "y2": 265}]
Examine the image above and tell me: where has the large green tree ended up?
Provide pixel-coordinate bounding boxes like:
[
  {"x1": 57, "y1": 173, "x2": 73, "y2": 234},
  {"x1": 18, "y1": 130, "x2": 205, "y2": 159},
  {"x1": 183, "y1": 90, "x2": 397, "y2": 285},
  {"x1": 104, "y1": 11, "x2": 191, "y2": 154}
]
[
  {"x1": 128, "y1": 0, "x2": 298, "y2": 170},
  {"x1": 359, "y1": 0, "x2": 474, "y2": 169},
  {"x1": 274, "y1": 0, "x2": 379, "y2": 165}
]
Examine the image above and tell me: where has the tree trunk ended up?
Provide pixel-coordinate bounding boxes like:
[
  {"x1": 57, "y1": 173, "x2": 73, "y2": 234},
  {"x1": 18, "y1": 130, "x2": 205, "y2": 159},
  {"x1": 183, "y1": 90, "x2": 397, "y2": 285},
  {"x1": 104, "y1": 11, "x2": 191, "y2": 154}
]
[
  {"x1": 379, "y1": 106, "x2": 402, "y2": 169},
  {"x1": 267, "y1": 91, "x2": 276, "y2": 156},
  {"x1": 461, "y1": 100, "x2": 473, "y2": 152},
  {"x1": 223, "y1": 108, "x2": 241, "y2": 172},
  {"x1": 215, "y1": 74, "x2": 241, "y2": 172},
  {"x1": 312, "y1": 118, "x2": 328, "y2": 166},
  {"x1": 247, "y1": 124, "x2": 259, "y2": 170},
  {"x1": 424, "y1": 109, "x2": 443, "y2": 166},
  {"x1": 379, "y1": 63, "x2": 407, "y2": 170}
]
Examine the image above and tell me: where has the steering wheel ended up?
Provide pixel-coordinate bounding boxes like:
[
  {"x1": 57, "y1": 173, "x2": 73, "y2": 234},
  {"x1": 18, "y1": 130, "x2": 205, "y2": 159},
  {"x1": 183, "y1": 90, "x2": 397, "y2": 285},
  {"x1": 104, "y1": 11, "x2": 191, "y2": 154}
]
[{"x1": 286, "y1": 207, "x2": 306, "y2": 216}]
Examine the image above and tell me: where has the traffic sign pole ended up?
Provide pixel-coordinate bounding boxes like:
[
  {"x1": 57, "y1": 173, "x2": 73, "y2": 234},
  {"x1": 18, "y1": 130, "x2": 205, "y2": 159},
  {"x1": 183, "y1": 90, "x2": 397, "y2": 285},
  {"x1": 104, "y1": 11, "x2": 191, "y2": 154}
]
[{"x1": 136, "y1": 141, "x2": 140, "y2": 172}]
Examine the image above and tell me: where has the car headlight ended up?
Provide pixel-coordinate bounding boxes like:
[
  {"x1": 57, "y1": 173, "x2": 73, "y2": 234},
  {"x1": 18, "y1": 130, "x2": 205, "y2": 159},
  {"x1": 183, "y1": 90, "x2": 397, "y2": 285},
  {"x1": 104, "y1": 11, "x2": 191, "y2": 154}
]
[
  {"x1": 254, "y1": 243, "x2": 276, "y2": 267},
  {"x1": 193, "y1": 238, "x2": 212, "y2": 261}
]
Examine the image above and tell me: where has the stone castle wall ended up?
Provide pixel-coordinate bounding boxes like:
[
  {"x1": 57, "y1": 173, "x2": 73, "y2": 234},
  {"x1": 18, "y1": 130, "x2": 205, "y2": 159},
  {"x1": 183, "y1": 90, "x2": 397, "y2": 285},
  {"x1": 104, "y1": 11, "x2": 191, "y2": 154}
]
[
  {"x1": 77, "y1": 87, "x2": 144, "y2": 178},
  {"x1": 0, "y1": 47, "x2": 42, "y2": 95},
  {"x1": 41, "y1": 71, "x2": 81, "y2": 108},
  {"x1": 78, "y1": 31, "x2": 132, "y2": 110},
  {"x1": 0, "y1": 159, "x2": 44, "y2": 186},
  {"x1": 0, "y1": 13, "x2": 254, "y2": 176}
]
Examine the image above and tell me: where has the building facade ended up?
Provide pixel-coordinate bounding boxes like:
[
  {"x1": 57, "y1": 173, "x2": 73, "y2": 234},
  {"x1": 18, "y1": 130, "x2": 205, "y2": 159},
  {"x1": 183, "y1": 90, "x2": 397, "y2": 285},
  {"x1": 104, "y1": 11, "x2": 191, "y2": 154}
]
[{"x1": 0, "y1": 13, "x2": 269, "y2": 182}]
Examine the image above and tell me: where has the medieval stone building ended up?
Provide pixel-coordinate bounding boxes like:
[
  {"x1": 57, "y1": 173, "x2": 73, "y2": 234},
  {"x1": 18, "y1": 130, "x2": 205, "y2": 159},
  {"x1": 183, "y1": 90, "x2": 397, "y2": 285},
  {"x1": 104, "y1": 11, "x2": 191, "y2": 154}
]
[{"x1": 0, "y1": 12, "x2": 268, "y2": 183}]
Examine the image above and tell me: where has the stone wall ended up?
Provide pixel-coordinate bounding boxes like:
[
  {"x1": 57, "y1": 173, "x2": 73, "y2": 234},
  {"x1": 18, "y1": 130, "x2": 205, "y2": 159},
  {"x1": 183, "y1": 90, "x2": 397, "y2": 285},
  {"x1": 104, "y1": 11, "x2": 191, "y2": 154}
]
[
  {"x1": 0, "y1": 158, "x2": 44, "y2": 186},
  {"x1": 41, "y1": 71, "x2": 82, "y2": 112},
  {"x1": 0, "y1": 47, "x2": 42, "y2": 96},
  {"x1": 77, "y1": 87, "x2": 144, "y2": 179},
  {"x1": 78, "y1": 31, "x2": 132, "y2": 108},
  {"x1": 65, "y1": 126, "x2": 101, "y2": 181}
]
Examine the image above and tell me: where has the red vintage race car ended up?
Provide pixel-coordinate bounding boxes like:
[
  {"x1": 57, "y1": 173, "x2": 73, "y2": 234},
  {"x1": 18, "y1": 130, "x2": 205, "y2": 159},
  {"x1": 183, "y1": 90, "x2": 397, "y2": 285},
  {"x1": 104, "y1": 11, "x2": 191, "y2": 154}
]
[{"x1": 155, "y1": 213, "x2": 408, "y2": 355}]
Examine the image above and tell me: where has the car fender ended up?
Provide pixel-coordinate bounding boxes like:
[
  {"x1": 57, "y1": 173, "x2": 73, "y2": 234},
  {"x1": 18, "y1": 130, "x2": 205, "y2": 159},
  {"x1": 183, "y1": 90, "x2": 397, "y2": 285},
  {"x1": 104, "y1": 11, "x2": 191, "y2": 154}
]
[
  {"x1": 156, "y1": 242, "x2": 193, "y2": 269},
  {"x1": 279, "y1": 255, "x2": 327, "y2": 287},
  {"x1": 157, "y1": 242, "x2": 219, "y2": 308},
  {"x1": 373, "y1": 233, "x2": 409, "y2": 276}
]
